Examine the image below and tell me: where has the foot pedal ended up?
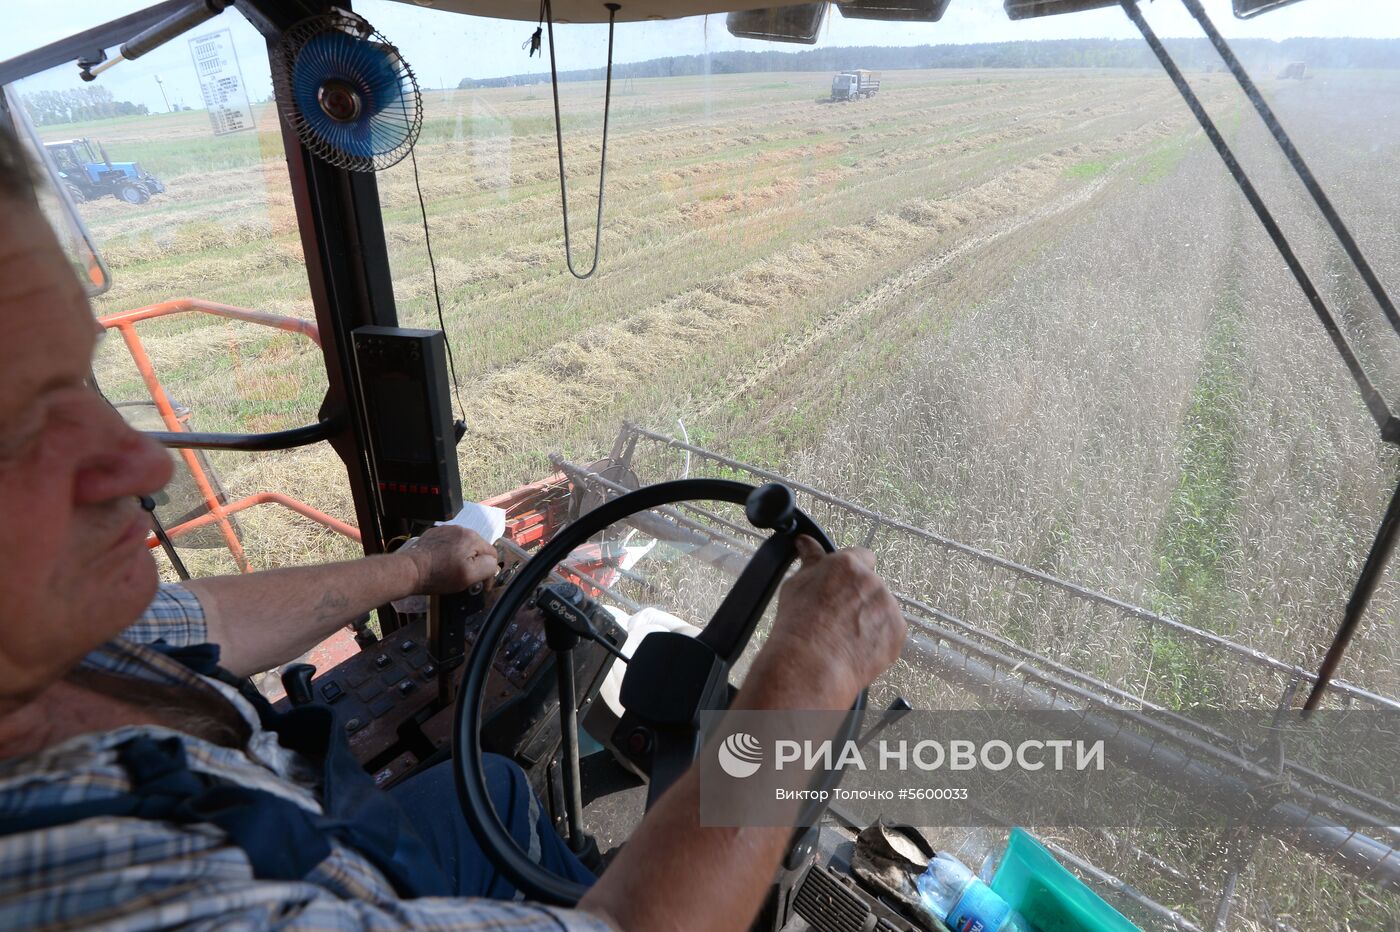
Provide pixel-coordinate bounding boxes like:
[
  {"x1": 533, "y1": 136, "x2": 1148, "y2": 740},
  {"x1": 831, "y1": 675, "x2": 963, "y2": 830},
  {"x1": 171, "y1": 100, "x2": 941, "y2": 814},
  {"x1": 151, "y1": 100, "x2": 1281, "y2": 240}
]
[{"x1": 794, "y1": 865, "x2": 898, "y2": 932}]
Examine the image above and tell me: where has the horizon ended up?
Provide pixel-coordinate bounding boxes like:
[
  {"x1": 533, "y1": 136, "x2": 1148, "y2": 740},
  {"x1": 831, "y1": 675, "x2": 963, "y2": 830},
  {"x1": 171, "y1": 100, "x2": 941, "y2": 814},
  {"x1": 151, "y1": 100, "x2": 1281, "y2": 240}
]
[
  {"x1": 455, "y1": 34, "x2": 1398, "y2": 87},
  {"x1": 3, "y1": 1, "x2": 1398, "y2": 111}
]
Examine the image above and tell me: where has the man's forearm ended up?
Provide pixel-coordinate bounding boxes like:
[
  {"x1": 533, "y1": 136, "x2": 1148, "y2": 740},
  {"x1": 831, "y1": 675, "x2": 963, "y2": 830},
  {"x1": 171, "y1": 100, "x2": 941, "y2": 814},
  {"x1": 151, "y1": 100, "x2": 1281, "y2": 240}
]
[
  {"x1": 184, "y1": 553, "x2": 418, "y2": 677},
  {"x1": 578, "y1": 653, "x2": 860, "y2": 931}
]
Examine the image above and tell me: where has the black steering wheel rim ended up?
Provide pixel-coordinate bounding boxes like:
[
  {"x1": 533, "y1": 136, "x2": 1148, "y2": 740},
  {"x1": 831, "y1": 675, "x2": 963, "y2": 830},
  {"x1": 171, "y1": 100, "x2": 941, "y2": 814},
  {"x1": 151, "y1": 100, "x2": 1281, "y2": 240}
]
[{"x1": 453, "y1": 478, "x2": 864, "y2": 906}]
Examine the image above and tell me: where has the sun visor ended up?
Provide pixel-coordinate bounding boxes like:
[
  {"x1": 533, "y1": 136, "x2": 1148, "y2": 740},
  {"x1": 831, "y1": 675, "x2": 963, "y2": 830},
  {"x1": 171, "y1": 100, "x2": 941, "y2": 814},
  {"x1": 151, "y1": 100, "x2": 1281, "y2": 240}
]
[
  {"x1": 837, "y1": 0, "x2": 952, "y2": 23},
  {"x1": 727, "y1": 0, "x2": 952, "y2": 39},
  {"x1": 1004, "y1": 0, "x2": 1119, "y2": 19},
  {"x1": 726, "y1": 3, "x2": 827, "y2": 43},
  {"x1": 1233, "y1": 0, "x2": 1308, "y2": 18}
]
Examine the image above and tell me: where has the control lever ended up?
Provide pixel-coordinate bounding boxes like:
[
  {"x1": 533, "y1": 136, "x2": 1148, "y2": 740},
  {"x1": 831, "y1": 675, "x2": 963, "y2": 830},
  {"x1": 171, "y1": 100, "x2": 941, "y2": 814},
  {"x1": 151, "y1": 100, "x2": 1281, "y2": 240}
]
[
  {"x1": 350, "y1": 612, "x2": 378, "y2": 648},
  {"x1": 140, "y1": 495, "x2": 190, "y2": 581},
  {"x1": 429, "y1": 584, "x2": 485, "y2": 707},
  {"x1": 537, "y1": 583, "x2": 610, "y2": 857},
  {"x1": 280, "y1": 663, "x2": 317, "y2": 707},
  {"x1": 746, "y1": 482, "x2": 798, "y2": 535},
  {"x1": 857, "y1": 696, "x2": 912, "y2": 749},
  {"x1": 536, "y1": 583, "x2": 629, "y2": 665}
]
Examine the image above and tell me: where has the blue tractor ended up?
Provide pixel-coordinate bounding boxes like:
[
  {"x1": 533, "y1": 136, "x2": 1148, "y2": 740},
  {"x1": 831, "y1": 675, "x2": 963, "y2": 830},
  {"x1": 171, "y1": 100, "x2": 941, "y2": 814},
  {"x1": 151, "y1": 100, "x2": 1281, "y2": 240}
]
[{"x1": 43, "y1": 137, "x2": 165, "y2": 205}]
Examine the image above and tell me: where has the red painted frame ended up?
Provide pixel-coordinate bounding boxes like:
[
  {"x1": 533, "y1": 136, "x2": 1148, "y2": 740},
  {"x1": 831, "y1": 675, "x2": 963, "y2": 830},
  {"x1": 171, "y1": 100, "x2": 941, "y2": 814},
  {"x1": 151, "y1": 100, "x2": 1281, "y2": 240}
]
[{"x1": 99, "y1": 297, "x2": 361, "y2": 571}]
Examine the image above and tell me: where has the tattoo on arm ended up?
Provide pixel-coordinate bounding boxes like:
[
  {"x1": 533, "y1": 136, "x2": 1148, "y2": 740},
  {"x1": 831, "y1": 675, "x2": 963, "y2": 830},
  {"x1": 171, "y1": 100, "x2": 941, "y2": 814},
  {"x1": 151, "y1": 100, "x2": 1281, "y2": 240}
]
[{"x1": 312, "y1": 588, "x2": 350, "y2": 627}]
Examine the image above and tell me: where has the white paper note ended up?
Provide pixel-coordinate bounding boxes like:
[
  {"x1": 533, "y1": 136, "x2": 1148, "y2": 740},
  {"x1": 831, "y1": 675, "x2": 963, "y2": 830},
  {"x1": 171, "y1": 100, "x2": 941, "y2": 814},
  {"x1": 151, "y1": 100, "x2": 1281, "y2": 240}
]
[{"x1": 438, "y1": 500, "x2": 507, "y2": 544}]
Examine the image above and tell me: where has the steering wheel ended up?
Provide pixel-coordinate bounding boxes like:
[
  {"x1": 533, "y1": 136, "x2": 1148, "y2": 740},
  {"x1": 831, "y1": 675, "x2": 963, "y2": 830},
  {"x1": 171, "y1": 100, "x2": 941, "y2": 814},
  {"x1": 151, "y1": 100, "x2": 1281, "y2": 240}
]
[{"x1": 452, "y1": 479, "x2": 866, "y2": 905}]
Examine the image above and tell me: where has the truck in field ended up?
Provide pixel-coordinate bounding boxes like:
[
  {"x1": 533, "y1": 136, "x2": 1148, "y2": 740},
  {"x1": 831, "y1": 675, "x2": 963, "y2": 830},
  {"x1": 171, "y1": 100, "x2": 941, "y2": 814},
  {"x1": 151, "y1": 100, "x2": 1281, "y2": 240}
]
[{"x1": 830, "y1": 69, "x2": 880, "y2": 101}]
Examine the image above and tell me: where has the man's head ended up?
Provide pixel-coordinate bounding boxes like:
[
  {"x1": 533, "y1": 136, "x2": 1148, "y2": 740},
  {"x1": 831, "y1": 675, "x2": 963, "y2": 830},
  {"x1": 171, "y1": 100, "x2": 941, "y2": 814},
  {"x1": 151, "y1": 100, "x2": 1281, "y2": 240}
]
[{"x1": 0, "y1": 126, "x2": 171, "y2": 704}]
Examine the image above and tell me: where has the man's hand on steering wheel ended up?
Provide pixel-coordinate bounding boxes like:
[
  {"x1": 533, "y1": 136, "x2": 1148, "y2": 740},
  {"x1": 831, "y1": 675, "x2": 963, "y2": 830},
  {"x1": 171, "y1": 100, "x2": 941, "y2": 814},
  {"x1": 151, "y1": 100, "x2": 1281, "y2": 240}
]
[
  {"x1": 400, "y1": 525, "x2": 499, "y2": 594},
  {"x1": 579, "y1": 533, "x2": 908, "y2": 932},
  {"x1": 755, "y1": 536, "x2": 907, "y2": 709}
]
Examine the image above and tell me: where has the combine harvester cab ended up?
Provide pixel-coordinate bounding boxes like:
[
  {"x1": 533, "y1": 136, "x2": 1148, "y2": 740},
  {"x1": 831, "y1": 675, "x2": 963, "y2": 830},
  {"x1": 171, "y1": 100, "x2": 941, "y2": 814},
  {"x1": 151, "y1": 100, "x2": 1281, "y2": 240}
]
[{"x1": 1, "y1": 0, "x2": 1397, "y2": 929}]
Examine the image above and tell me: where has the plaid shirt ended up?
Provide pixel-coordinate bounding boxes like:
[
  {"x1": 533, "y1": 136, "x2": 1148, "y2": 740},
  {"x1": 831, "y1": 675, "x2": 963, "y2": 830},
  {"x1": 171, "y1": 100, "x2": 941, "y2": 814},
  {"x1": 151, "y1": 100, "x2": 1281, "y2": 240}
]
[{"x1": 0, "y1": 584, "x2": 610, "y2": 931}]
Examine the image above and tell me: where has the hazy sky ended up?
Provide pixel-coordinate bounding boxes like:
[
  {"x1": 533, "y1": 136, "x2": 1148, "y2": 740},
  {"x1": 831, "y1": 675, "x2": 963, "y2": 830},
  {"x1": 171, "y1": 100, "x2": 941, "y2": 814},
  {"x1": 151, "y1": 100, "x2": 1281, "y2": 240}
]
[{"x1": 2, "y1": 0, "x2": 1397, "y2": 112}]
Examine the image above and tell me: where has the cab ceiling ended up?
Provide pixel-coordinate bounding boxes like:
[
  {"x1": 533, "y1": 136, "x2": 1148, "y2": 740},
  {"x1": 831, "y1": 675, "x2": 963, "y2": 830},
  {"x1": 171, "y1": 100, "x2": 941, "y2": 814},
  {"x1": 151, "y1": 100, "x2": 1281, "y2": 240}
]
[{"x1": 383, "y1": 0, "x2": 814, "y2": 23}]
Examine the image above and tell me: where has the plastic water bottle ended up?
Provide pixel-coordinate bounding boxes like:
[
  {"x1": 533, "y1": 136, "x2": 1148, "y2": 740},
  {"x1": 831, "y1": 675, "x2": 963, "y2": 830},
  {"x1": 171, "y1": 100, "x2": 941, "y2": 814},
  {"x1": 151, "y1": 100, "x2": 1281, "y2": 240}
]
[{"x1": 916, "y1": 854, "x2": 1031, "y2": 932}]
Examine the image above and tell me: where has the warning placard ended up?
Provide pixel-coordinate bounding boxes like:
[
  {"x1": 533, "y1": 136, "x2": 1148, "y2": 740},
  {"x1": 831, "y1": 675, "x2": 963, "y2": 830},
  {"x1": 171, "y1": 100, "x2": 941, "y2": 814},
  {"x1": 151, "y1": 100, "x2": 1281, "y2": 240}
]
[{"x1": 189, "y1": 28, "x2": 252, "y2": 136}]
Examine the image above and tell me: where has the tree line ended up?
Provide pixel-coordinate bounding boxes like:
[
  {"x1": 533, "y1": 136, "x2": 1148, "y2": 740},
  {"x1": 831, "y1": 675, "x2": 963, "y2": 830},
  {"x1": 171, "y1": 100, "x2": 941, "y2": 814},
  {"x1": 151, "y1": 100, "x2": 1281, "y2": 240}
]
[
  {"x1": 459, "y1": 37, "x2": 1400, "y2": 88},
  {"x1": 21, "y1": 87, "x2": 149, "y2": 126}
]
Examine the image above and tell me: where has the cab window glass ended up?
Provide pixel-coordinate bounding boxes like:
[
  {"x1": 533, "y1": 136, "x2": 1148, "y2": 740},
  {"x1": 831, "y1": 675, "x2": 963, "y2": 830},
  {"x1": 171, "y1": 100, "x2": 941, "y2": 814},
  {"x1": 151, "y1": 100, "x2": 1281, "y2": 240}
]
[
  {"x1": 4, "y1": 9, "x2": 359, "y2": 577},
  {"x1": 370, "y1": 11, "x2": 1400, "y2": 918},
  {"x1": 368, "y1": 0, "x2": 1398, "y2": 704}
]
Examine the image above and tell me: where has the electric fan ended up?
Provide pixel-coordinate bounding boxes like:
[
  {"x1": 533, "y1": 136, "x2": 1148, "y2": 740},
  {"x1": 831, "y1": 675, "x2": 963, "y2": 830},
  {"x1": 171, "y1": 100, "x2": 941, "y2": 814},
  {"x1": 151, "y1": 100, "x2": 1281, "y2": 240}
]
[{"x1": 271, "y1": 11, "x2": 422, "y2": 172}]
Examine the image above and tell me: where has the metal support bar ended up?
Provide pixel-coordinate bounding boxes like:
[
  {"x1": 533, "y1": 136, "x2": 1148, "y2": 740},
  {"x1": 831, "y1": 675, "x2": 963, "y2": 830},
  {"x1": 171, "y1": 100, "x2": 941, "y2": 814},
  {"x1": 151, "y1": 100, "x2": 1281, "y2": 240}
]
[
  {"x1": 118, "y1": 0, "x2": 227, "y2": 62},
  {"x1": 1210, "y1": 864, "x2": 1242, "y2": 932},
  {"x1": 148, "y1": 420, "x2": 338, "y2": 452},
  {"x1": 862, "y1": 519, "x2": 880, "y2": 549},
  {"x1": 1304, "y1": 474, "x2": 1400, "y2": 710},
  {"x1": 98, "y1": 295, "x2": 340, "y2": 568},
  {"x1": 99, "y1": 297, "x2": 321, "y2": 344},
  {"x1": 152, "y1": 490, "x2": 361, "y2": 545},
  {"x1": 111, "y1": 322, "x2": 248, "y2": 569}
]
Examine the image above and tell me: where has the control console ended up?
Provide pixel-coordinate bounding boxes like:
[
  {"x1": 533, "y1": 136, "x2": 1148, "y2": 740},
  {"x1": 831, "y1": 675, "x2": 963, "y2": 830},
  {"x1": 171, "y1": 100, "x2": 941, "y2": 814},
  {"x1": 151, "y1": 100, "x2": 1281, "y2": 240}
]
[{"x1": 278, "y1": 583, "x2": 625, "y2": 790}]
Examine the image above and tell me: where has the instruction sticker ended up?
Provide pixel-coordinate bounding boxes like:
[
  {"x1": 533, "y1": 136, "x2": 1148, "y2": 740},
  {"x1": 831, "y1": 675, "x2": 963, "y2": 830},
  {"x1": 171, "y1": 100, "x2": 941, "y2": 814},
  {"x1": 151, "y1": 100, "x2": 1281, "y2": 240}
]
[{"x1": 189, "y1": 28, "x2": 252, "y2": 135}]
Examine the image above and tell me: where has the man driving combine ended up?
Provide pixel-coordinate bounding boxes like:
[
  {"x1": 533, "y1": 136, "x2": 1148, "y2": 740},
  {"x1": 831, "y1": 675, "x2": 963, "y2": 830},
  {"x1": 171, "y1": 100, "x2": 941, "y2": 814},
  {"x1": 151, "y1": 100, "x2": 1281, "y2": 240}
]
[{"x1": 0, "y1": 126, "x2": 907, "y2": 930}]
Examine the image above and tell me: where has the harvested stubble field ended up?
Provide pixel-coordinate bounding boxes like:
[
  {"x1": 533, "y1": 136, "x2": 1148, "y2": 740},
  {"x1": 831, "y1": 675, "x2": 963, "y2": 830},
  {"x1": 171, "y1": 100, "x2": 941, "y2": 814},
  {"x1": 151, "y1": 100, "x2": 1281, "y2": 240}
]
[{"x1": 78, "y1": 66, "x2": 1399, "y2": 928}]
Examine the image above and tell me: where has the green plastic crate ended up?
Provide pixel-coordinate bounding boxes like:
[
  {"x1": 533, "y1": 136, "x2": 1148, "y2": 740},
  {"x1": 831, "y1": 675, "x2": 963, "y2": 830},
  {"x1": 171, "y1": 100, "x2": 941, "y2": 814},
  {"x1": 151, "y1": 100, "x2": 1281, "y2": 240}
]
[{"x1": 990, "y1": 828, "x2": 1141, "y2": 932}]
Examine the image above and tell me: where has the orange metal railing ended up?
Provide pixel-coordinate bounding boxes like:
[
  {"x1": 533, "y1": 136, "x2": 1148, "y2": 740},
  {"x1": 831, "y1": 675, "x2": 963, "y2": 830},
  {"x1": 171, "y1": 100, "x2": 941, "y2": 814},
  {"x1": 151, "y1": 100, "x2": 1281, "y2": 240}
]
[{"x1": 99, "y1": 298, "x2": 360, "y2": 571}]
